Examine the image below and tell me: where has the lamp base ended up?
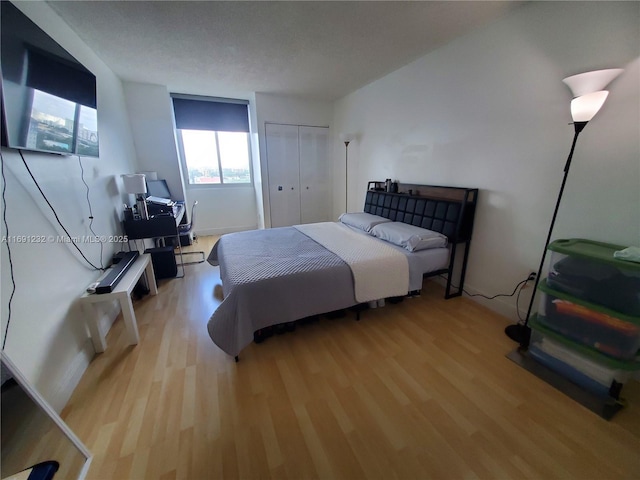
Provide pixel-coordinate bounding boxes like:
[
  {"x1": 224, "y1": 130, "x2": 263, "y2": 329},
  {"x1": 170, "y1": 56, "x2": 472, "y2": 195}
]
[{"x1": 505, "y1": 323, "x2": 531, "y2": 346}]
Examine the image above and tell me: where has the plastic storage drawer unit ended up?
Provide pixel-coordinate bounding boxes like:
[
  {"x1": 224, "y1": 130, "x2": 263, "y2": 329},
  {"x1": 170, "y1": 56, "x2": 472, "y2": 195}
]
[
  {"x1": 537, "y1": 280, "x2": 640, "y2": 360},
  {"x1": 529, "y1": 326, "x2": 637, "y2": 398},
  {"x1": 547, "y1": 238, "x2": 640, "y2": 316}
]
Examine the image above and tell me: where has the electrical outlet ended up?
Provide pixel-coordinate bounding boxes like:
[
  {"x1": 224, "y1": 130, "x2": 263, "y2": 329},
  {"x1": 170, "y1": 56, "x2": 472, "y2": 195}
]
[{"x1": 522, "y1": 271, "x2": 537, "y2": 289}]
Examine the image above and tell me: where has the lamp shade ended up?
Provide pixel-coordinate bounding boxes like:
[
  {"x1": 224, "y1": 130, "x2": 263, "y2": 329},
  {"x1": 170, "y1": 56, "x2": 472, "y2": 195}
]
[
  {"x1": 139, "y1": 171, "x2": 158, "y2": 180},
  {"x1": 570, "y1": 91, "x2": 609, "y2": 122},
  {"x1": 122, "y1": 174, "x2": 147, "y2": 194},
  {"x1": 562, "y1": 68, "x2": 623, "y2": 98},
  {"x1": 340, "y1": 133, "x2": 354, "y2": 144}
]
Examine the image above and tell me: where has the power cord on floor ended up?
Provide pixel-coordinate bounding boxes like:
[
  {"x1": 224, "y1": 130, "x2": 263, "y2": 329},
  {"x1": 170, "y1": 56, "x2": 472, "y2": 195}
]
[{"x1": 439, "y1": 273, "x2": 535, "y2": 322}]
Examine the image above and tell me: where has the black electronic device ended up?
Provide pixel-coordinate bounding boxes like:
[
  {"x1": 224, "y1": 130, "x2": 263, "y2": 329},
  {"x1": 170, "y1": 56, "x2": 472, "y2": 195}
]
[
  {"x1": 147, "y1": 202, "x2": 174, "y2": 217},
  {"x1": 112, "y1": 251, "x2": 131, "y2": 264},
  {"x1": 1, "y1": 1, "x2": 99, "y2": 157},
  {"x1": 123, "y1": 215, "x2": 177, "y2": 240},
  {"x1": 146, "y1": 179, "x2": 172, "y2": 200},
  {"x1": 144, "y1": 247, "x2": 177, "y2": 279},
  {"x1": 95, "y1": 251, "x2": 139, "y2": 294}
]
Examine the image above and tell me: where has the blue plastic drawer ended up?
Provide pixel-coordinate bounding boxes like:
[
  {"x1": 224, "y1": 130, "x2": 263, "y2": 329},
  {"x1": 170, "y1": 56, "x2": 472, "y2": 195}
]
[
  {"x1": 529, "y1": 345, "x2": 614, "y2": 398},
  {"x1": 528, "y1": 324, "x2": 638, "y2": 399}
]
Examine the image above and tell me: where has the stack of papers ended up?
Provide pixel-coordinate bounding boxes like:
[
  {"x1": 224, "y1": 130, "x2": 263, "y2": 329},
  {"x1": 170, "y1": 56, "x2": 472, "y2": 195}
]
[{"x1": 147, "y1": 196, "x2": 174, "y2": 206}]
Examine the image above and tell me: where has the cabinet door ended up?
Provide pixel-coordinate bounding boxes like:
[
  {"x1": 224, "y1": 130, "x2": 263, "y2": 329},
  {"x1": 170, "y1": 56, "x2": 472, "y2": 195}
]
[
  {"x1": 299, "y1": 126, "x2": 330, "y2": 224},
  {"x1": 266, "y1": 123, "x2": 301, "y2": 227}
]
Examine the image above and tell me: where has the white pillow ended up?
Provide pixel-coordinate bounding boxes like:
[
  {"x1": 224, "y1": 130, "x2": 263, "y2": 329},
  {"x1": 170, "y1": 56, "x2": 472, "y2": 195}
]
[
  {"x1": 339, "y1": 212, "x2": 391, "y2": 232},
  {"x1": 370, "y1": 222, "x2": 448, "y2": 252}
]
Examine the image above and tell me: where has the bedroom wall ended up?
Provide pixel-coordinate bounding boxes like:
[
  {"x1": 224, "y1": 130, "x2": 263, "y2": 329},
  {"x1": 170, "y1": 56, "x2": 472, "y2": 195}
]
[
  {"x1": 248, "y1": 96, "x2": 265, "y2": 230},
  {"x1": 332, "y1": 1, "x2": 640, "y2": 320},
  {"x1": 254, "y1": 93, "x2": 334, "y2": 228},
  {"x1": 0, "y1": 2, "x2": 139, "y2": 411},
  {"x1": 123, "y1": 81, "x2": 259, "y2": 235},
  {"x1": 122, "y1": 82, "x2": 187, "y2": 203}
]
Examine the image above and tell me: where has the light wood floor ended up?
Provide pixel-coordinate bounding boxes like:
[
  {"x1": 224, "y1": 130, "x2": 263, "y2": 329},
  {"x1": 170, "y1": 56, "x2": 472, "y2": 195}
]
[{"x1": 62, "y1": 235, "x2": 640, "y2": 479}]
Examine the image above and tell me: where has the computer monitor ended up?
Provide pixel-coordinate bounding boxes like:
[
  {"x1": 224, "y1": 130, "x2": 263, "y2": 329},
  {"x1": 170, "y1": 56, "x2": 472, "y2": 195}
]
[{"x1": 146, "y1": 179, "x2": 172, "y2": 200}]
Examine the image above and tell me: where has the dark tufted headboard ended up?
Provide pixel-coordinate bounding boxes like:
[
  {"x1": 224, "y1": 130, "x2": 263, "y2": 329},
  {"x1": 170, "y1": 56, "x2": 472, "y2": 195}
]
[
  {"x1": 363, "y1": 184, "x2": 477, "y2": 244},
  {"x1": 363, "y1": 182, "x2": 479, "y2": 298}
]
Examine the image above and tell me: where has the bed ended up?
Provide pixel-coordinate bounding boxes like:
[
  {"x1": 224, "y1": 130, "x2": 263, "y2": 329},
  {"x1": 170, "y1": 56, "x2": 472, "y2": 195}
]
[{"x1": 207, "y1": 183, "x2": 478, "y2": 358}]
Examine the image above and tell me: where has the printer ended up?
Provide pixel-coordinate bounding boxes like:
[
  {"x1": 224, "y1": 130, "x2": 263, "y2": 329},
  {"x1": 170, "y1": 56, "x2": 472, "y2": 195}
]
[{"x1": 147, "y1": 196, "x2": 176, "y2": 216}]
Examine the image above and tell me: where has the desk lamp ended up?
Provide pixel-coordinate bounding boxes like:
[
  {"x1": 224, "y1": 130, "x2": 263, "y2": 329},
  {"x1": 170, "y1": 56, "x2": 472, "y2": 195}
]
[{"x1": 122, "y1": 173, "x2": 148, "y2": 220}]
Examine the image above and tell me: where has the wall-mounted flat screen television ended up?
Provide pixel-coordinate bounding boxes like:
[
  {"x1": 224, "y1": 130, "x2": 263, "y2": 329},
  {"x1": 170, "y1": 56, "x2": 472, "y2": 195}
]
[{"x1": 1, "y1": 1, "x2": 99, "y2": 157}]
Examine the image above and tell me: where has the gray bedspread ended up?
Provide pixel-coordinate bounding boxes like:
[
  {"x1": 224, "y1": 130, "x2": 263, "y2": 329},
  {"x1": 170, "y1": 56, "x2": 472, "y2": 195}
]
[{"x1": 207, "y1": 227, "x2": 356, "y2": 356}]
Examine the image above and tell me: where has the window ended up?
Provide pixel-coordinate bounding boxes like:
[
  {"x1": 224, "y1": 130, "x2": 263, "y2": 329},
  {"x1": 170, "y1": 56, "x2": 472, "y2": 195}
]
[
  {"x1": 179, "y1": 129, "x2": 251, "y2": 185},
  {"x1": 172, "y1": 95, "x2": 252, "y2": 186}
]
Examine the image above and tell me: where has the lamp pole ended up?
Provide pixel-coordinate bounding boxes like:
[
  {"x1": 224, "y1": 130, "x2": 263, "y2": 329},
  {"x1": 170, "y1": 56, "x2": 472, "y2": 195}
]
[
  {"x1": 344, "y1": 140, "x2": 350, "y2": 213},
  {"x1": 515, "y1": 125, "x2": 584, "y2": 347}
]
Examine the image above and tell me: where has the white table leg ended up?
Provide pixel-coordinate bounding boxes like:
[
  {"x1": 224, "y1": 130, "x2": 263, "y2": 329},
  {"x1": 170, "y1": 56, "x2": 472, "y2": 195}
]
[
  {"x1": 82, "y1": 303, "x2": 106, "y2": 353},
  {"x1": 145, "y1": 258, "x2": 158, "y2": 295},
  {"x1": 118, "y1": 295, "x2": 140, "y2": 346}
]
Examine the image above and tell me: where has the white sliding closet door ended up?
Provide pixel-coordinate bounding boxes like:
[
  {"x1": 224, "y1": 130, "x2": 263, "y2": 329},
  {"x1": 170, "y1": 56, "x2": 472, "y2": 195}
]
[
  {"x1": 299, "y1": 126, "x2": 330, "y2": 224},
  {"x1": 266, "y1": 123, "x2": 330, "y2": 228},
  {"x1": 266, "y1": 123, "x2": 301, "y2": 228}
]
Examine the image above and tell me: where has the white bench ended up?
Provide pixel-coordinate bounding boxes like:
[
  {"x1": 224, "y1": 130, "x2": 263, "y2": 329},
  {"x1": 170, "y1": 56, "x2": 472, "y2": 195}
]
[{"x1": 79, "y1": 254, "x2": 157, "y2": 352}]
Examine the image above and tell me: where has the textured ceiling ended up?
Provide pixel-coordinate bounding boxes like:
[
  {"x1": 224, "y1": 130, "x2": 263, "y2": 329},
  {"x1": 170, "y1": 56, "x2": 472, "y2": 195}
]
[{"x1": 47, "y1": 1, "x2": 524, "y2": 101}]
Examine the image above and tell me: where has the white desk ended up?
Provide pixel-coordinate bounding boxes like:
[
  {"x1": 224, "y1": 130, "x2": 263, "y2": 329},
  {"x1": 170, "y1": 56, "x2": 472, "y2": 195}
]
[{"x1": 79, "y1": 254, "x2": 157, "y2": 353}]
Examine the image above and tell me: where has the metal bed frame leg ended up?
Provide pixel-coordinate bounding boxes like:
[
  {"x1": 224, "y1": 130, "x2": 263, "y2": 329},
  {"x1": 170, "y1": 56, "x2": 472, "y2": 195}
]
[{"x1": 445, "y1": 244, "x2": 458, "y2": 298}]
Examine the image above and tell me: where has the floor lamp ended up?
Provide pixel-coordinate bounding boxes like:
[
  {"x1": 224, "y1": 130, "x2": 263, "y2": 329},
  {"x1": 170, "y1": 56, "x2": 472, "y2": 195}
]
[
  {"x1": 340, "y1": 133, "x2": 353, "y2": 213},
  {"x1": 505, "y1": 68, "x2": 623, "y2": 347}
]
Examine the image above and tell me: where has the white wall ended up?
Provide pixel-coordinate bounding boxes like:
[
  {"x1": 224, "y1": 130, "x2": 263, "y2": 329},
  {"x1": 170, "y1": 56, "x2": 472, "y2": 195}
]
[
  {"x1": 115, "y1": 80, "x2": 335, "y2": 236},
  {"x1": 0, "y1": 2, "x2": 138, "y2": 411},
  {"x1": 182, "y1": 115, "x2": 259, "y2": 235},
  {"x1": 123, "y1": 82, "x2": 260, "y2": 235},
  {"x1": 122, "y1": 82, "x2": 187, "y2": 203},
  {"x1": 186, "y1": 185, "x2": 258, "y2": 236},
  {"x1": 332, "y1": 1, "x2": 640, "y2": 320},
  {"x1": 255, "y1": 93, "x2": 334, "y2": 227},
  {"x1": 247, "y1": 95, "x2": 265, "y2": 230}
]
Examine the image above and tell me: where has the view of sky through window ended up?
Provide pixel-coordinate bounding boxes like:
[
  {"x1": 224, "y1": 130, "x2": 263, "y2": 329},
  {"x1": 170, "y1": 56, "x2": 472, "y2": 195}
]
[{"x1": 181, "y1": 129, "x2": 250, "y2": 184}]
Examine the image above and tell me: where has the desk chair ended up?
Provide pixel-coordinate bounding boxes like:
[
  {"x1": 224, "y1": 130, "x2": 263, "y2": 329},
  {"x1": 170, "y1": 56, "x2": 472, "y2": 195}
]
[{"x1": 177, "y1": 201, "x2": 206, "y2": 265}]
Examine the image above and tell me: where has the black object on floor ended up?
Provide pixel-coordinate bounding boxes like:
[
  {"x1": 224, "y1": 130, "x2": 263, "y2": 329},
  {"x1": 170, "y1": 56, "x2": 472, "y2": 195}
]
[
  {"x1": 145, "y1": 246, "x2": 177, "y2": 279},
  {"x1": 505, "y1": 323, "x2": 531, "y2": 345}
]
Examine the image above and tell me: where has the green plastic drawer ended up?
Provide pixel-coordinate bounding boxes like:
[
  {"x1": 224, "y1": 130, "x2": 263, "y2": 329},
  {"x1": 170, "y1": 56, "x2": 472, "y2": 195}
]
[
  {"x1": 547, "y1": 239, "x2": 640, "y2": 317},
  {"x1": 536, "y1": 280, "x2": 640, "y2": 360},
  {"x1": 548, "y1": 238, "x2": 640, "y2": 270}
]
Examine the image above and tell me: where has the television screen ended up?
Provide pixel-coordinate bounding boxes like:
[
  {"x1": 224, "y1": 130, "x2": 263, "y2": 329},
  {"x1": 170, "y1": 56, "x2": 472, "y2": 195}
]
[{"x1": 0, "y1": 1, "x2": 99, "y2": 157}]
